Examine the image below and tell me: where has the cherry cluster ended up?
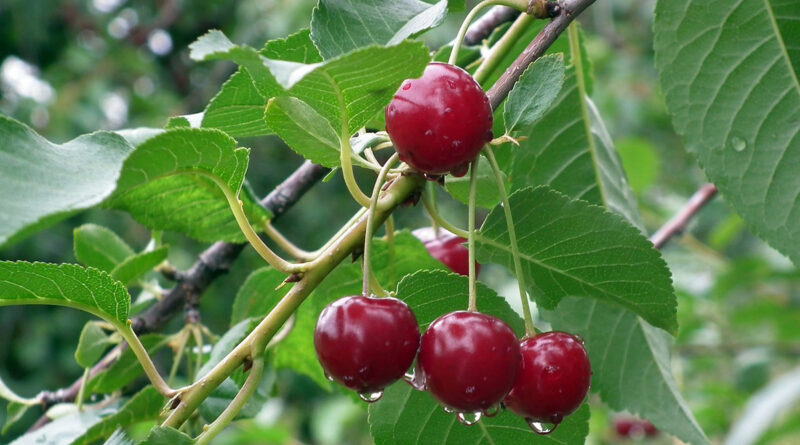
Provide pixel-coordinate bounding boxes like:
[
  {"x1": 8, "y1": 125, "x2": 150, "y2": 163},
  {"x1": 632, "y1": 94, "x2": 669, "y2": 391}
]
[{"x1": 313, "y1": 62, "x2": 591, "y2": 433}]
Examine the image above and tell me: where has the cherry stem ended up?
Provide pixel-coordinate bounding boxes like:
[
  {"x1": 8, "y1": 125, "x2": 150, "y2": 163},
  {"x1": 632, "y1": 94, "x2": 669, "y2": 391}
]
[
  {"x1": 484, "y1": 146, "x2": 536, "y2": 336},
  {"x1": 262, "y1": 221, "x2": 316, "y2": 261},
  {"x1": 362, "y1": 153, "x2": 400, "y2": 296},
  {"x1": 118, "y1": 322, "x2": 177, "y2": 398},
  {"x1": 449, "y1": 0, "x2": 530, "y2": 65},
  {"x1": 421, "y1": 189, "x2": 471, "y2": 239},
  {"x1": 467, "y1": 158, "x2": 479, "y2": 312},
  {"x1": 339, "y1": 135, "x2": 372, "y2": 207}
]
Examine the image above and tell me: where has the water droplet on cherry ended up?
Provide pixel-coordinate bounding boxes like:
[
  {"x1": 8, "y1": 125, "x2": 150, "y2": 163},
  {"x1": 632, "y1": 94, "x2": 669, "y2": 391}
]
[
  {"x1": 358, "y1": 390, "x2": 384, "y2": 403},
  {"x1": 526, "y1": 419, "x2": 557, "y2": 435},
  {"x1": 457, "y1": 411, "x2": 482, "y2": 426},
  {"x1": 483, "y1": 405, "x2": 500, "y2": 417}
]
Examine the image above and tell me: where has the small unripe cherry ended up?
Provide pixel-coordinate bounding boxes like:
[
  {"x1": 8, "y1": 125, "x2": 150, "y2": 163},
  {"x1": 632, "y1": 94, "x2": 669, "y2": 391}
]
[
  {"x1": 504, "y1": 332, "x2": 591, "y2": 430},
  {"x1": 412, "y1": 227, "x2": 480, "y2": 277},
  {"x1": 418, "y1": 311, "x2": 520, "y2": 414},
  {"x1": 385, "y1": 62, "x2": 493, "y2": 177},
  {"x1": 313, "y1": 295, "x2": 420, "y2": 401}
]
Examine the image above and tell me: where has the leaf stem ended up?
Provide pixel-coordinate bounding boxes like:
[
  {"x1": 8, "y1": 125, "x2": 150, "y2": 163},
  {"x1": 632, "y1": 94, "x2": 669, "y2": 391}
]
[
  {"x1": 262, "y1": 221, "x2": 316, "y2": 261},
  {"x1": 194, "y1": 357, "x2": 264, "y2": 445},
  {"x1": 467, "y1": 159, "x2": 479, "y2": 312},
  {"x1": 119, "y1": 323, "x2": 176, "y2": 397},
  {"x1": 449, "y1": 0, "x2": 530, "y2": 65},
  {"x1": 363, "y1": 153, "x2": 399, "y2": 296},
  {"x1": 483, "y1": 146, "x2": 535, "y2": 336},
  {"x1": 75, "y1": 368, "x2": 90, "y2": 411},
  {"x1": 421, "y1": 189, "x2": 471, "y2": 239}
]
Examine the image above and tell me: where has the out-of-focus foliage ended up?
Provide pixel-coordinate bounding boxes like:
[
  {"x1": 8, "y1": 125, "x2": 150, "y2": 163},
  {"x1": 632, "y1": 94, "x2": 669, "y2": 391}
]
[{"x1": 1, "y1": 0, "x2": 799, "y2": 444}]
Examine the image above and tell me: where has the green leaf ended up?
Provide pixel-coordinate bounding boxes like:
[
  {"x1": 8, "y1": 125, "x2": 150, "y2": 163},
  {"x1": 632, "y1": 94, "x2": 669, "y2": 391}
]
[
  {"x1": 3, "y1": 401, "x2": 32, "y2": 435},
  {"x1": 503, "y1": 54, "x2": 566, "y2": 135},
  {"x1": 110, "y1": 246, "x2": 169, "y2": 286},
  {"x1": 197, "y1": 318, "x2": 259, "y2": 379},
  {"x1": 615, "y1": 137, "x2": 659, "y2": 194},
  {"x1": 73, "y1": 224, "x2": 135, "y2": 273},
  {"x1": 548, "y1": 297, "x2": 710, "y2": 445},
  {"x1": 9, "y1": 404, "x2": 119, "y2": 445},
  {"x1": 202, "y1": 29, "x2": 322, "y2": 138},
  {"x1": 140, "y1": 426, "x2": 193, "y2": 445},
  {"x1": 310, "y1": 0, "x2": 448, "y2": 59},
  {"x1": 0, "y1": 116, "x2": 134, "y2": 247},
  {"x1": 369, "y1": 383, "x2": 589, "y2": 445},
  {"x1": 476, "y1": 187, "x2": 677, "y2": 334},
  {"x1": 198, "y1": 376, "x2": 268, "y2": 423},
  {"x1": 265, "y1": 96, "x2": 341, "y2": 168},
  {"x1": 444, "y1": 157, "x2": 507, "y2": 209},
  {"x1": 106, "y1": 127, "x2": 271, "y2": 243},
  {"x1": 75, "y1": 322, "x2": 117, "y2": 368},
  {"x1": 0, "y1": 261, "x2": 130, "y2": 325},
  {"x1": 273, "y1": 231, "x2": 445, "y2": 389},
  {"x1": 397, "y1": 270, "x2": 524, "y2": 335},
  {"x1": 72, "y1": 386, "x2": 165, "y2": 445},
  {"x1": 264, "y1": 41, "x2": 431, "y2": 135},
  {"x1": 87, "y1": 334, "x2": 168, "y2": 394},
  {"x1": 509, "y1": 40, "x2": 640, "y2": 229},
  {"x1": 654, "y1": 0, "x2": 800, "y2": 265},
  {"x1": 231, "y1": 267, "x2": 289, "y2": 326}
]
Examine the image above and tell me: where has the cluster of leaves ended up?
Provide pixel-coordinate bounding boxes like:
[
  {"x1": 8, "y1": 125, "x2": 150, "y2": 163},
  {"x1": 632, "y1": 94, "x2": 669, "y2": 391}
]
[{"x1": 0, "y1": 0, "x2": 798, "y2": 444}]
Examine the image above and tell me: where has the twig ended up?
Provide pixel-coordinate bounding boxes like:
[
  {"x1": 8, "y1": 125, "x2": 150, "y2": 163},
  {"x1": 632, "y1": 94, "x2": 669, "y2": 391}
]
[
  {"x1": 650, "y1": 184, "x2": 718, "y2": 249},
  {"x1": 464, "y1": 6, "x2": 520, "y2": 45}
]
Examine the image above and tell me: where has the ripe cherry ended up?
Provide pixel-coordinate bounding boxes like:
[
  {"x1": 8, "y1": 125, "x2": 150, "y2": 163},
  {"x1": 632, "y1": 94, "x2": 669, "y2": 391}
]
[
  {"x1": 418, "y1": 311, "x2": 520, "y2": 413},
  {"x1": 385, "y1": 62, "x2": 493, "y2": 177},
  {"x1": 504, "y1": 332, "x2": 591, "y2": 428},
  {"x1": 613, "y1": 416, "x2": 658, "y2": 439},
  {"x1": 314, "y1": 295, "x2": 420, "y2": 401},
  {"x1": 412, "y1": 227, "x2": 480, "y2": 277}
]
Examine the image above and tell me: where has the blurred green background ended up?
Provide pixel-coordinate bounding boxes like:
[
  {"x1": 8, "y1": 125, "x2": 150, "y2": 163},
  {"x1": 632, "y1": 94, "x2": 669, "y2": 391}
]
[{"x1": 1, "y1": 0, "x2": 799, "y2": 444}]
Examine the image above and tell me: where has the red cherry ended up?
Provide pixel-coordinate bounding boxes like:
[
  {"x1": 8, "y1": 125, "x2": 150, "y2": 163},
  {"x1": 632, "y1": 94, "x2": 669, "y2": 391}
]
[
  {"x1": 412, "y1": 227, "x2": 481, "y2": 277},
  {"x1": 418, "y1": 311, "x2": 520, "y2": 412},
  {"x1": 313, "y1": 295, "x2": 420, "y2": 399},
  {"x1": 504, "y1": 332, "x2": 591, "y2": 425},
  {"x1": 614, "y1": 416, "x2": 659, "y2": 438},
  {"x1": 385, "y1": 62, "x2": 493, "y2": 176}
]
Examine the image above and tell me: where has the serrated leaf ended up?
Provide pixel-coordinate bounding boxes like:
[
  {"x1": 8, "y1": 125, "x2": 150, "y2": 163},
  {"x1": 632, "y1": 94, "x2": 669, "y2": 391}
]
[
  {"x1": 75, "y1": 322, "x2": 117, "y2": 368},
  {"x1": 106, "y1": 128, "x2": 271, "y2": 243},
  {"x1": 548, "y1": 297, "x2": 709, "y2": 445},
  {"x1": 73, "y1": 224, "x2": 135, "y2": 273},
  {"x1": 273, "y1": 231, "x2": 445, "y2": 389},
  {"x1": 369, "y1": 383, "x2": 589, "y2": 445},
  {"x1": 0, "y1": 116, "x2": 133, "y2": 247},
  {"x1": 0, "y1": 261, "x2": 130, "y2": 325},
  {"x1": 202, "y1": 29, "x2": 322, "y2": 138},
  {"x1": 87, "y1": 334, "x2": 167, "y2": 394},
  {"x1": 230, "y1": 267, "x2": 289, "y2": 326},
  {"x1": 10, "y1": 401, "x2": 121, "y2": 445},
  {"x1": 264, "y1": 42, "x2": 430, "y2": 135},
  {"x1": 140, "y1": 426, "x2": 193, "y2": 445},
  {"x1": 509, "y1": 29, "x2": 640, "y2": 229},
  {"x1": 72, "y1": 386, "x2": 165, "y2": 445},
  {"x1": 397, "y1": 270, "x2": 524, "y2": 335},
  {"x1": 110, "y1": 246, "x2": 169, "y2": 286},
  {"x1": 444, "y1": 157, "x2": 507, "y2": 209},
  {"x1": 265, "y1": 96, "x2": 341, "y2": 167},
  {"x1": 654, "y1": 0, "x2": 800, "y2": 265},
  {"x1": 476, "y1": 187, "x2": 677, "y2": 334},
  {"x1": 310, "y1": 0, "x2": 448, "y2": 59},
  {"x1": 504, "y1": 54, "x2": 566, "y2": 135}
]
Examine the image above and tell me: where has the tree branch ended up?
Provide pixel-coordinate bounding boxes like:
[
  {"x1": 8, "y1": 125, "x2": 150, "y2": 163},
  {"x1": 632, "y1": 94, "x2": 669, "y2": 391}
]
[
  {"x1": 464, "y1": 6, "x2": 520, "y2": 45},
  {"x1": 650, "y1": 184, "x2": 718, "y2": 249}
]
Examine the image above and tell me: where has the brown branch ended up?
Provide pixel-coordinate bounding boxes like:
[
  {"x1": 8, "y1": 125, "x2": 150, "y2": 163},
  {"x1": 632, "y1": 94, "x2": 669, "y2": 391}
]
[
  {"x1": 650, "y1": 184, "x2": 718, "y2": 249},
  {"x1": 464, "y1": 6, "x2": 520, "y2": 45},
  {"x1": 487, "y1": 0, "x2": 596, "y2": 110}
]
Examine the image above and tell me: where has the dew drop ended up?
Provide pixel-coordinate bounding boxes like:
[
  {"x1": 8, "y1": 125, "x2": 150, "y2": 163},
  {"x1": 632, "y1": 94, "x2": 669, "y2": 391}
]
[
  {"x1": 447, "y1": 79, "x2": 457, "y2": 89},
  {"x1": 404, "y1": 368, "x2": 426, "y2": 391},
  {"x1": 358, "y1": 390, "x2": 383, "y2": 403},
  {"x1": 730, "y1": 136, "x2": 747, "y2": 152},
  {"x1": 358, "y1": 365, "x2": 372, "y2": 378},
  {"x1": 465, "y1": 385, "x2": 476, "y2": 395},
  {"x1": 402, "y1": 82, "x2": 412, "y2": 90},
  {"x1": 451, "y1": 140, "x2": 462, "y2": 148},
  {"x1": 483, "y1": 405, "x2": 500, "y2": 418},
  {"x1": 424, "y1": 129, "x2": 433, "y2": 136},
  {"x1": 526, "y1": 419, "x2": 558, "y2": 435},
  {"x1": 343, "y1": 375, "x2": 355, "y2": 384},
  {"x1": 443, "y1": 405, "x2": 456, "y2": 414},
  {"x1": 573, "y1": 334, "x2": 585, "y2": 345},
  {"x1": 444, "y1": 107, "x2": 452, "y2": 114},
  {"x1": 324, "y1": 371, "x2": 335, "y2": 382},
  {"x1": 457, "y1": 411, "x2": 482, "y2": 426}
]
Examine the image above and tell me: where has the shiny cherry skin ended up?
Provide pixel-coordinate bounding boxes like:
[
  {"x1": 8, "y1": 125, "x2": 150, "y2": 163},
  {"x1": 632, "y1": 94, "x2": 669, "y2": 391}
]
[
  {"x1": 418, "y1": 311, "x2": 520, "y2": 412},
  {"x1": 314, "y1": 295, "x2": 420, "y2": 395},
  {"x1": 385, "y1": 62, "x2": 493, "y2": 176},
  {"x1": 504, "y1": 332, "x2": 591, "y2": 424},
  {"x1": 412, "y1": 227, "x2": 480, "y2": 277},
  {"x1": 613, "y1": 417, "x2": 658, "y2": 438}
]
